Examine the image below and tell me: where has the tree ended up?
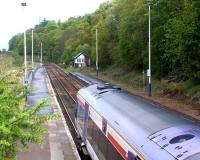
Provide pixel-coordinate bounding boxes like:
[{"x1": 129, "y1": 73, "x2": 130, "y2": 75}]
[
  {"x1": 8, "y1": 0, "x2": 200, "y2": 82},
  {"x1": 163, "y1": 0, "x2": 200, "y2": 81},
  {"x1": 118, "y1": 0, "x2": 147, "y2": 70}
]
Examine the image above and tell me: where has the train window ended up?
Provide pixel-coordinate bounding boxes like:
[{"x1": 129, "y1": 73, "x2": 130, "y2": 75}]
[
  {"x1": 77, "y1": 103, "x2": 85, "y2": 131},
  {"x1": 87, "y1": 118, "x2": 123, "y2": 160},
  {"x1": 107, "y1": 141, "x2": 124, "y2": 160},
  {"x1": 93, "y1": 121, "x2": 100, "y2": 145},
  {"x1": 87, "y1": 118, "x2": 106, "y2": 160},
  {"x1": 92, "y1": 123, "x2": 103, "y2": 159},
  {"x1": 98, "y1": 128, "x2": 108, "y2": 160},
  {"x1": 74, "y1": 105, "x2": 78, "y2": 118},
  {"x1": 87, "y1": 117, "x2": 94, "y2": 142},
  {"x1": 77, "y1": 103, "x2": 85, "y2": 119}
]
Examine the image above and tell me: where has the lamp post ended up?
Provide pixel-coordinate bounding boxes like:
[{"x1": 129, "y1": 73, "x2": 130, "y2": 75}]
[
  {"x1": 40, "y1": 42, "x2": 43, "y2": 65},
  {"x1": 96, "y1": 28, "x2": 99, "y2": 77},
  {"x1": 147, "y1": 1, "x2": 153, "y2": 96},
  {"x1": 21, "y1": 2, "x2": 27, "y2": 84},
  {"x1": 32, "y1": 29, "x2": 34, "y2": 69}
]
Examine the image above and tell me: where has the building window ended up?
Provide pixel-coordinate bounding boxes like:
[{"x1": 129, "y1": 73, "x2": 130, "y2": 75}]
[{"x1": 77, "y1": 58, "x2": 82, "y2": 62}]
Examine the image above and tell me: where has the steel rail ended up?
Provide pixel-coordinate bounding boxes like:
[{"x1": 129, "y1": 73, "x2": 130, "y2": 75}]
[{"x1": 46, "y1": 67, "x2": 78, "y2": 134}]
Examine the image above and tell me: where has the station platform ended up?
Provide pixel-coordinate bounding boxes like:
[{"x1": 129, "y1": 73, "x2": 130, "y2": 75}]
[{"x1": 17, "y1": 67, "x2": 80, "y2": 160}]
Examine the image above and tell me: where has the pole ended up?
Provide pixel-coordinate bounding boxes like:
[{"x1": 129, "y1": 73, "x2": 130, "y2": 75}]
[
  {"x1": 40, "y1": 42, "x2": 43, "y2": 65},
  {"x1": 96, "y1": 28, "x2": 98, "y2": 77},
  {"x1": 21, "y1": 2, "x2": 27, "y2": 84},
  {"x1": 24, "y1": 30, "x2": 27, "y2": 83},
  {"x1": 143, "y1": 70, "x2": 145, "y2": 91},
  {"x1": 148, "y1": 4, "x2": 152, "y2": 96},
  {"x1": 31, "y1": 30, "x2": 33, "y2": 68}
]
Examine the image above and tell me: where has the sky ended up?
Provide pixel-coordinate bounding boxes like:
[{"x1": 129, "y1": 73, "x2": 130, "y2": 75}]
[{"x1": 0, "y1": 0, "x2": 109, "y2": 50}]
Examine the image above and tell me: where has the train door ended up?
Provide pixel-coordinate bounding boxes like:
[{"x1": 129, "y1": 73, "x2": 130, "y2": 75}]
[{"x1": 83, "y1": 103, "x2": 89, "y2": 142}]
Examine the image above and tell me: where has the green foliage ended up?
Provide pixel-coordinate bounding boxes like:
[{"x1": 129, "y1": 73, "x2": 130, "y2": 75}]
[
  {"x1": 0, "y1": 56, "x2": 59, "y2": 159},
  {"x1": 118, "y1": 0, "x2": 147, "y2": 70},
  {"x1": 8, "y1": 0, "x2": 200, "y2": 83},
  {"x1": 9, "y1": 52, "x2": 23, "y2": 66},
  {"x1": 184, "y1": 80, "x2": 200, "y2": 94},
  {"x1": 163, "y1": 0, "x2": 199, "y2": 80}
]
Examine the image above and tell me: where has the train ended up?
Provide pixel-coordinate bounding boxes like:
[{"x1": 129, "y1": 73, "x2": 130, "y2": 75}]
[{"x1": 73, "y1": 74, "x2": 200, "y2": 160}]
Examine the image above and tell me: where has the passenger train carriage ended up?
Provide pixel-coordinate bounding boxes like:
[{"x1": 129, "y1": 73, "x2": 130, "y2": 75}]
[{"x1": 74, "y1": 83, "x2": 200, "y2": 160}]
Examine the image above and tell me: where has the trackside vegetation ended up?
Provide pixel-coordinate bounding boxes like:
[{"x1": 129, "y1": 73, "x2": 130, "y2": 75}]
[
  {"x1": 0, "y1": 55, "x2": 58, "y2": 160},
  {"x1": 65, "y1": 66, "x2": 200, "y2": 105}
]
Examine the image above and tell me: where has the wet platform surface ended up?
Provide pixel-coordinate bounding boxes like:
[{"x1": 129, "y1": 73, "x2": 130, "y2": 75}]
[
  {"x1": 27, "y1": 67, "x2": 53, "y2": 114},
  {"x1": 17, "y1": 67, "x2": 80, "y2": 160}
]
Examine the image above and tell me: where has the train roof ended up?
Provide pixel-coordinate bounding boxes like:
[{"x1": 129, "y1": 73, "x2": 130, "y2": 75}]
[{"x1": 78, "y1": 83, "x2": 200, "y2": 160}]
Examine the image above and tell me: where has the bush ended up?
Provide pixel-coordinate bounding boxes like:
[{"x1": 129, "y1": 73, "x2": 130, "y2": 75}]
[{"x1": 0, "y1": 56, "x2": 58, "y2": 159}]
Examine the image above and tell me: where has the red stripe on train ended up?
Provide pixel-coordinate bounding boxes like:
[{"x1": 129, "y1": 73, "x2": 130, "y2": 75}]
[{"x1": 107, "y1": 133, "x2": 127, "y2": 160}]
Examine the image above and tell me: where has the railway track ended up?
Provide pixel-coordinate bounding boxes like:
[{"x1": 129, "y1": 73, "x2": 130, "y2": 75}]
[
  {"x1": 45, "y1": 63, "x2": 200, "y2": 160},
  {"x1": 45, "y1": 63, "x2": 89, "y2": 158}
]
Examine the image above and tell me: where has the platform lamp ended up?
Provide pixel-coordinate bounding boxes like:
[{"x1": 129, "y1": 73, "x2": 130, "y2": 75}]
[
  {"x1": 32, "y1": 29, "x2": 34, "y2": 69},
  {"x1": 147, "y1": 0, "x2": 153, "y2": 97},
  {"x1": 40, "y1": 42, "x2": 43, "y2": 65},
  {"x1": 21, "y1": 1, "x2": 27, "y2": 84},
  {"x1": 96, "y1": 28, "x2": 99, "y2": 77}
]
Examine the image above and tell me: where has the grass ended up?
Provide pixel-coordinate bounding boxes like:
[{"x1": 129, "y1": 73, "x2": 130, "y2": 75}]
[{"x1": 64, "y1": 66, "x2": 94, "y2": 73}]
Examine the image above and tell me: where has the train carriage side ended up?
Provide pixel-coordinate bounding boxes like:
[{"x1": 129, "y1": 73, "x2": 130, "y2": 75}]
[
  {"x1": 75, "y1": 84, "x2": 200, "y2": 160},
  {"x1": 75, "y1": 93, "x2": 127, "y2": 160}
]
